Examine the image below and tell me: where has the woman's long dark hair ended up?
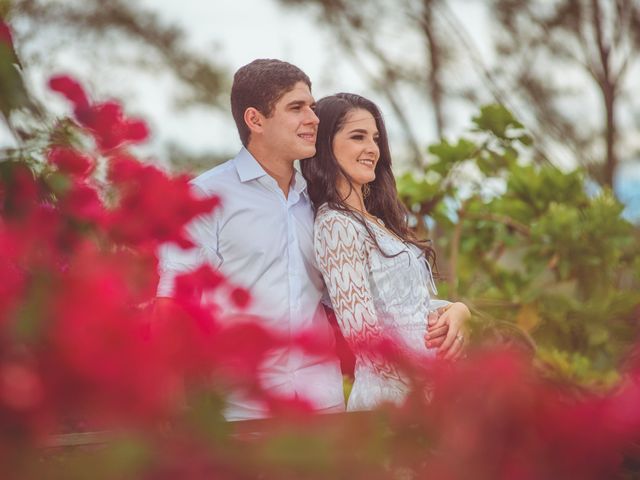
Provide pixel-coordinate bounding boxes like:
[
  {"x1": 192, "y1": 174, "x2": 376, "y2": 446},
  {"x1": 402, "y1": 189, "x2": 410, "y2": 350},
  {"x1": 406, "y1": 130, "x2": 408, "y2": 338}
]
[{"x1": 302, "y1": 93, "x2": 436, "y2": 269}]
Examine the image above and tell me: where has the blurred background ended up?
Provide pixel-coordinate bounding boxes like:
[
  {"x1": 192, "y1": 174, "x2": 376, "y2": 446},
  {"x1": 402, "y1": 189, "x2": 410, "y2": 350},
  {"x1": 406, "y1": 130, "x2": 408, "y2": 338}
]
[
  {"x1": 1, "y1": 0, "x2": 638, "y2": 224},
  {"x1": 1, "y1": 0, "x2": 640, "y2": 390},
  {"x1": 1, "y1": 4, "x2": 640, "y2": 476}
]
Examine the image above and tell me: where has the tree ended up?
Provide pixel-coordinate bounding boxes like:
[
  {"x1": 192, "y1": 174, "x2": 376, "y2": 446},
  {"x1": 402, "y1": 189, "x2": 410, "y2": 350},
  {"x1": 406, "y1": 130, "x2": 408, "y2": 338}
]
[
  {"x1": 278, "y1": 0, "x2": 459, "y2": 167},
  {"x1": 484, "y1": 0, "x2": 640, "y2": 187},
  {"x1": 2, "y1": 0, "x2": 230, "y2": 170},
  {"x1": 279, "y1": 0, "x2": 640, "y2": 187},
  {"x1": 398, "y1": 104, "x2": 640, "y2": 386}
]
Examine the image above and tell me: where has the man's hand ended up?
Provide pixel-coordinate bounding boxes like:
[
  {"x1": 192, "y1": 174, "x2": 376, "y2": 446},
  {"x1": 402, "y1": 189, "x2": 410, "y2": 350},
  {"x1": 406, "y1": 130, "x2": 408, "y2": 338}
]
[{"x1": 424, "y1": 302, "x2": 470, "y2": 360}]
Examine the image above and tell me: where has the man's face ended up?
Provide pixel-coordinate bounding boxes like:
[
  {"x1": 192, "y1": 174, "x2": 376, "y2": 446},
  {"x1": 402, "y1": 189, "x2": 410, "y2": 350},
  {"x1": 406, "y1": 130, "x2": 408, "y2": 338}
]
[{"x1": 259, "y1": 81, "x2": 319, "y2": 162}]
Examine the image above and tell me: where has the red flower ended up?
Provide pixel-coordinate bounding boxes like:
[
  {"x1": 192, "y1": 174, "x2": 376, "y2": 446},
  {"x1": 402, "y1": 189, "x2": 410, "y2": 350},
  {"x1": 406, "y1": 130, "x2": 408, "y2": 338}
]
[
  {"x1": 47, "y1": 146, "x2": 95, "y2": 178},
  {"x1": 0, "y1": 19, "x2": 13, "y2": 47},
  {"x1": 105, "y1": 155, "x2": 219, "y2": 248},
  {"x1": 265, "y1": 394, "x2": 314, "y2": 417},
  {"x1": 59, "y1": 181, "x2": 105, "y2": 224},
  {"x1": 47, "y1": 244, "x2": 181, "y2": 422},
  {"x1": 0, "y1": 163, "x2": 40, "y2": 218},
  {"x1": 174, "y1": 265, "x2": 226, "y2": 303},
  {"x1": 48, "y1": 76, "x2": 150, "y2": 152},
  {"x1": 229, "y1": 286, "x2": 251, "y2": 309},
  {"x1": 122, "y1": 118, "x2": 149, "y2": 143},
  {"x1": 0, "y1": 251, "x2": 26, "y2": 326},
  {"x1": 48, "y1": 75, "x2": 89, "y2": 111},
  {"x1": 76, "y1": 101, "x2": 149, "y2": 152},
  {"x1": 0, "y1": 363, "x2": 44, "y2": 411},
  {"x1": 107, "y1": 152, "x2": 143, "y2": 182},
  {"x1": 210, "y1": 321, "x2": 281, "y2": 383}
]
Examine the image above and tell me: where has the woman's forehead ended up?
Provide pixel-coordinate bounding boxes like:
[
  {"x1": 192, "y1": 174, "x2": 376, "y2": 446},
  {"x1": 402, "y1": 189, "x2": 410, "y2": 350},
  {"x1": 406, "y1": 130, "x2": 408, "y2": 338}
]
[{"x1": 342, "y1": 108, "x2": 376, "y2": 129}]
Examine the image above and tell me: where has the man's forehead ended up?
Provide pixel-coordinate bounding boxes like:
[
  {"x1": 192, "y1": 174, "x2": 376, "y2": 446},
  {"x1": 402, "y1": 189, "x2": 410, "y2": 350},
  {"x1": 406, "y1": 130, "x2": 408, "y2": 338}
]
[{"x1": 278, "y1": 82, "x2": 314, "y2": 104}]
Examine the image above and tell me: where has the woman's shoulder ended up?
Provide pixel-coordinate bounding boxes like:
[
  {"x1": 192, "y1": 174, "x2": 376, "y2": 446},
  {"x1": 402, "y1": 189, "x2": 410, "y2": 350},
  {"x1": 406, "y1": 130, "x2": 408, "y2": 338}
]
[{"x1": 315, "y1": 204, "x2": 365, "y2": 236}]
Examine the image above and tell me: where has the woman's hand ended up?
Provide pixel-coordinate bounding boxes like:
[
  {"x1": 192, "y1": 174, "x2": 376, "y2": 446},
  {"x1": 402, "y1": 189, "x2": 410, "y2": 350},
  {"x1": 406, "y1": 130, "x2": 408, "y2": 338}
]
[{"x1": 425, "y1": 302, "x2": 470, "y2": 360}]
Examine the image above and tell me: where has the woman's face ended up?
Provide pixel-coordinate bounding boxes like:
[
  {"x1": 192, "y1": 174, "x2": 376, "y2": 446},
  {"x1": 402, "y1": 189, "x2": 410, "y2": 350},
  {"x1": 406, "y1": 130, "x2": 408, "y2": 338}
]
[{"x1": 332, "y1": 108, "x2": 380, "y2": 192}]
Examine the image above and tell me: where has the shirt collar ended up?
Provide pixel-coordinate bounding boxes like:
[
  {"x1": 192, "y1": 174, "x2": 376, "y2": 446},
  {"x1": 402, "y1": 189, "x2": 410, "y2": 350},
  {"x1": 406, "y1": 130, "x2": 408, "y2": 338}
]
[
  {"x1": 291, "y1": 163, "x2": 308, "y2": 196},
  {"x1": 234, "y1": 147, "x2": 268, "y2": 183},
  {"x1": 234, "y1": 147, "x2": 309, "y2": 196}
]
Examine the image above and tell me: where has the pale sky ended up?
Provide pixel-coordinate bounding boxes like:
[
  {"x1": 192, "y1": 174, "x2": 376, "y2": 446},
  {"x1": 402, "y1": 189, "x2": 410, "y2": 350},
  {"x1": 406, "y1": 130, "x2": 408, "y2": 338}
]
[
  {"x1": 1, "y1": 0, "x2": 638, "y2": 220},
  {"x1": 4, "y1": 0, "x2": 490, "y2": 162}
]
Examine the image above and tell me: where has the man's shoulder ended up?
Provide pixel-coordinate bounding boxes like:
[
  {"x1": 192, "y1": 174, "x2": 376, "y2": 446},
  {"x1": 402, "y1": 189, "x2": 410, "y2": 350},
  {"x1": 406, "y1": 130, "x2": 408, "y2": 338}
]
[{"x1": 190, "y1": 157, "x2": 238, "y2": 194}]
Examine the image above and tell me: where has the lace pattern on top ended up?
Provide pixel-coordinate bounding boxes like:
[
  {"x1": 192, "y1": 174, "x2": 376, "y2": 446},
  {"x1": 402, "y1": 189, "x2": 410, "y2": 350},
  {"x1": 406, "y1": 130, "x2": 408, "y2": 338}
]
[{"x1": 314, "y1": 205, "x2": 440, "y2": 410}]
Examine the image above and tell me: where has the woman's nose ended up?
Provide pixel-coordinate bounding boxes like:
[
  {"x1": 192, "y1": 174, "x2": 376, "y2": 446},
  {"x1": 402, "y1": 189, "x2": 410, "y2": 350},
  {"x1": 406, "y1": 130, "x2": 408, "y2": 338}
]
[{"x1": 365, "y1": 139, "x2": 379, "y2": 155}]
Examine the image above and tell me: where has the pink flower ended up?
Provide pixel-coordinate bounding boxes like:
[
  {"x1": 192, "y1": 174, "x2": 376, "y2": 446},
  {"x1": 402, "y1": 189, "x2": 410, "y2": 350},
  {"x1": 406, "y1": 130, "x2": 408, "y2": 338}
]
[
  {"x1": 229, "y1": 287, "x2": 251, "y2": 309},
  {"x1": 121, "y1": 118, "x2": 149, "y2": 143},
  {"x1": 0, "y1": 20, "x2": 14, "y2": 47},
  {"x1": 174, "y1": 265, "x2": 226, "y2": 303},
  {"x1": 0, "y1": 363, "x2": 44, "y2": 411},
  {"x1": 0, "y1": 163, "x2": 40, "y2": 218},
  {"x1": 48, "y1": 75, "x2": 89, "y2": 111},
  {"x1": 59, "y1": 181, "x2": 105, "y2": 224},
  {"x1": 76, "y1": 101, "x2": 149, "y2": 151},
  {"x1": 47, "y1": 244, "x2": 180, "y2": 422},
  {"x1": 105, "y1": 156, "x2": 220, "y2": 248},
  {"x1": 47, "y1": 146, "x2": 95, "y2": 178},
  {"x1": 48, "y1": 76, "x2": 150, "y2": 152}
]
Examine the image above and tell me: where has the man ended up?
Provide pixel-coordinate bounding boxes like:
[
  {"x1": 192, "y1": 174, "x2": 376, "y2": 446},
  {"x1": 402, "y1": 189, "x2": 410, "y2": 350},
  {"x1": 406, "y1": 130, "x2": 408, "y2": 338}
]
[
  {"x1": 158, "y1": 59, "x2": 458, "y2": 421},
  {"x1": 158, "y1": 59, "x2": 344, "y2": 420}
]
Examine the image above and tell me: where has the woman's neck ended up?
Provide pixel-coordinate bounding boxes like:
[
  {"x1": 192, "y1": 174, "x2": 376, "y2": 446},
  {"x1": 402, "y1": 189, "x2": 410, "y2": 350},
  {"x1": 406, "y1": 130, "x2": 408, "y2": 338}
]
[{"x1": 338, "y1": 180, "x2": 366, "y2": 213}]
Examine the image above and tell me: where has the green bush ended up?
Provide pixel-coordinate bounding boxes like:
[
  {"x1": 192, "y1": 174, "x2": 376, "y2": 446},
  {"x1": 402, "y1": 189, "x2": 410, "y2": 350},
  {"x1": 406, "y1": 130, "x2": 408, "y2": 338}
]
[{"x1": 398, "y1": 104, "x2": 640, "y2": 388}]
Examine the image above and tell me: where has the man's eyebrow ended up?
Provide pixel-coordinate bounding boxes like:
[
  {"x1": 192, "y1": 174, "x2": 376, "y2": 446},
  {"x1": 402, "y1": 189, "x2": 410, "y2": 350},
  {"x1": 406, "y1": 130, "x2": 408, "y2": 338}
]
[{"x1": 286, "y1": 100, "x2": 312, "y2": 108}]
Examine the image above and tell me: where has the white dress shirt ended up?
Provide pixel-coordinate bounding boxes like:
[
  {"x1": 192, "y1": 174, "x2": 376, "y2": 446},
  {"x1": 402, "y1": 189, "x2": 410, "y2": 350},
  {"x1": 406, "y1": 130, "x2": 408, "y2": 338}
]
[{"x1": 157, "y1": 147, "x2": 345, "y2": 420}]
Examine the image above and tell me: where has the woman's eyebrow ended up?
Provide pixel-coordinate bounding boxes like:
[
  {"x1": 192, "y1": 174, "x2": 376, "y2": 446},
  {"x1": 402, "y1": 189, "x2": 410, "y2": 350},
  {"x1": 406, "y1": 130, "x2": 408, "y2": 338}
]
[{"x1": 347, "y1": 128, "x2": 379, "y2": 135}]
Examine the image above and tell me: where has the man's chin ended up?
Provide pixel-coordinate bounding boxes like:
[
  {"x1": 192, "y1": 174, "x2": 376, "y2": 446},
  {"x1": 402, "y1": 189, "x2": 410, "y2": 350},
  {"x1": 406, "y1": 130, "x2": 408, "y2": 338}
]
[{"x1": 296, "y1": 145, "x2": 316, "y2": 160}]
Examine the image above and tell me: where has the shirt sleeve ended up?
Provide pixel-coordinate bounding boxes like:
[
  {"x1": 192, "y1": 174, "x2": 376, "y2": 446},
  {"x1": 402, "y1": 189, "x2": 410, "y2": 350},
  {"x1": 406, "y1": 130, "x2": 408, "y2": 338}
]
[
  {"x1": 156, "y1": 184, "x2": 222, "y2": 297},
  {"x1": 314, "y1": 212, "x2": 401, "y2": 379}
]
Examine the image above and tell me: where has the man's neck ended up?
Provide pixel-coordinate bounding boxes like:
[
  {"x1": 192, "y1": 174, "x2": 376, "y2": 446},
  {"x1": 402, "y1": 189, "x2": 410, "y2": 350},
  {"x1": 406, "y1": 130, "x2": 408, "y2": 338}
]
[{"x1": 247, "y1": 144, "x2": 295, "y2": 198}]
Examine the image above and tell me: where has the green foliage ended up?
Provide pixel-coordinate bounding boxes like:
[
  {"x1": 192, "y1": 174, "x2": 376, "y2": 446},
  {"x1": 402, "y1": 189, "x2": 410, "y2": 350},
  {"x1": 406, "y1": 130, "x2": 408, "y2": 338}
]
[{"x1": 398, "y1": 103, "x2": 640, "y2": 387}]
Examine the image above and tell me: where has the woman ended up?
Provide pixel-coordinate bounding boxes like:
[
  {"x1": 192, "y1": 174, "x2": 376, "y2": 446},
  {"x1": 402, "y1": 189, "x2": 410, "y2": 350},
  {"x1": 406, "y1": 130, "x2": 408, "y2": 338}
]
[{"x1": 302, "y1": 93, "x2": 470, "y2": 411}]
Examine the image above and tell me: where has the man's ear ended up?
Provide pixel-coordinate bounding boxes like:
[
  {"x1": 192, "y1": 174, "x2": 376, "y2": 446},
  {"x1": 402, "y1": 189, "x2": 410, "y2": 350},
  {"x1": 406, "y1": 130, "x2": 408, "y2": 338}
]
[{"x1": 244, "y1": 107, "x2": 264, "y2": 134}]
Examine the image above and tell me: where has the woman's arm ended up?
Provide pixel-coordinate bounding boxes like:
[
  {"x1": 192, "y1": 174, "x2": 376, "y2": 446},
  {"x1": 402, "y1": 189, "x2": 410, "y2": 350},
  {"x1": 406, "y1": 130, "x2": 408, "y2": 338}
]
[{"x1": 315, "y1": 213, "x2": 400, "y2": 379}]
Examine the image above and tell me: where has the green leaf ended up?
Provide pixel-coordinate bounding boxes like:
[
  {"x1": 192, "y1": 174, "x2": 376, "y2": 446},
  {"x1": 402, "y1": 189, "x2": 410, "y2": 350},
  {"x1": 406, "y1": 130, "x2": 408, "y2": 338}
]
[
  {"x1": 472, "y1": 104, "x2": 524, "y2": 139},
  {"x1": 427, "y1": 138, "x2": 477, "y2": 169}
]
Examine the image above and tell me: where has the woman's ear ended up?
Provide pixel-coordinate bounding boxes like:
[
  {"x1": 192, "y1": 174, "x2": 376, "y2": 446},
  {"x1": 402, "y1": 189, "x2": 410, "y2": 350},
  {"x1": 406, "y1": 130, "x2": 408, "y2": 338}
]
[{"x1": 244, "y1": 107, "x2": 263, "y2": 134}]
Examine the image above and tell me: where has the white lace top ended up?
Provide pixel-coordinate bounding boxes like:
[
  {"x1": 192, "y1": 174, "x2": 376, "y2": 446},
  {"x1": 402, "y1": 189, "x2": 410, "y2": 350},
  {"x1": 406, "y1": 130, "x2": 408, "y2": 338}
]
[{"x1": 314, "y1": 204, "x2": 446, "y2": 411}]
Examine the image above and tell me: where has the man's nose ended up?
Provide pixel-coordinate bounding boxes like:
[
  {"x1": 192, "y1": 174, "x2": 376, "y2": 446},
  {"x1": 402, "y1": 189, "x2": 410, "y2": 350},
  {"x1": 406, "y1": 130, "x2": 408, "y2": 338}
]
[{"x1": 305, "y1": 107, "x2": 319, "y2": 125}]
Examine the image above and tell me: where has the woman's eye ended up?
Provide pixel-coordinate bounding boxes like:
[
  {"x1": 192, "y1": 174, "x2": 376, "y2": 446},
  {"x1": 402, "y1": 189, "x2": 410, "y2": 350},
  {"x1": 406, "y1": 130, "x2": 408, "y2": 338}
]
[{"x1": 351, "y1": 135, "x2": 364, "y2": 140}]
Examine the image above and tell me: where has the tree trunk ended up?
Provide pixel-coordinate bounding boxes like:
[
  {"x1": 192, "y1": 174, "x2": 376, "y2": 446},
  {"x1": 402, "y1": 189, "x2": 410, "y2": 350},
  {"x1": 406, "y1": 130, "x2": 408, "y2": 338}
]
[
  {"x1": 420, "y1": 0, "x2": 446, "y2": 138},
  {"x1": 591, "y1": 0, "x2": 618, "y2": 187}
]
